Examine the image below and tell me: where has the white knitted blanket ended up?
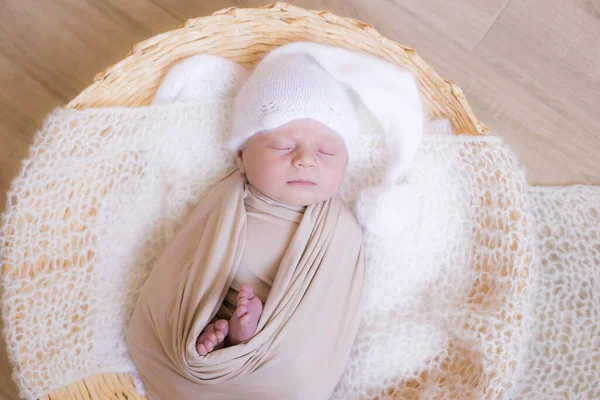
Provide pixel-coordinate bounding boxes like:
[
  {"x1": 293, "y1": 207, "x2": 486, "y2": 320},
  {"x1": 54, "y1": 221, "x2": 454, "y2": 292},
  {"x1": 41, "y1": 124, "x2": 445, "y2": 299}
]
[{"x1": 1, "y1": 102, "x2": 598, "y2": 399}]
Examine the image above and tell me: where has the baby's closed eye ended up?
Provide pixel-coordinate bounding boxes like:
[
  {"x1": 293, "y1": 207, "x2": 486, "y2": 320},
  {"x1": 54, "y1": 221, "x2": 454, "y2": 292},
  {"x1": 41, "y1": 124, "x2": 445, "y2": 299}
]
[
  {"x1": 317, "y1": 147, "x2": 337, "y2": 156},
  {"x1": 269, "y1": 145, "x2": 293, "y2": 151},
  {"x1": 267, "y1": 141, "x2": 294, "y2": 151}
]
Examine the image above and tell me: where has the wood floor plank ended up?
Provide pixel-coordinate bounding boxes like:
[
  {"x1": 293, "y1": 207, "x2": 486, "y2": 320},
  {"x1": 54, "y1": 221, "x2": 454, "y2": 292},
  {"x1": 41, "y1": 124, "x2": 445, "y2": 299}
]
[
  {"x1": 90, "y1": 0, "x2": 182, "y2": 33},
  {"x1": 344, "y1": 0, "x2": 600, "y2": 184},
  {"x1": 391, "y1": 0, "x2": 509, "y2": 50},
  {"x1": 474, "y1": 0, "x2": 600, "y2": 138},
  {"x1": 149, "y1": 0, "x2": 346, "y2": 21},
  {"x1": 143, "y1": 0, "x2": 235, "y2": 19},
  {"x1": 0, "y1": 51, "x2": 63, "y2": 215},
  {"x1": 0, "y1": 0, "x2": 180, "y2": 102}
]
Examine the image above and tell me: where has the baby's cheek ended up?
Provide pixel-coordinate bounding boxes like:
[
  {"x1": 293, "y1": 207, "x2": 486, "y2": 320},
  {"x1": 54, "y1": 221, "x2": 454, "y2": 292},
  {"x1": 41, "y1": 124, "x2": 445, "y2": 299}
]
[
  {"x1": 272, "y1": 159, "x2": 290, "y2": 175},
  {"x1": 261, "y1": 160, "x2": 287, "y2": 183},
  {"x1": 320, "y1": 173, "x2": 341, "y2": 199},
  {"x1": 331, "y1": 163, "x2": 347, "y2": 186}
]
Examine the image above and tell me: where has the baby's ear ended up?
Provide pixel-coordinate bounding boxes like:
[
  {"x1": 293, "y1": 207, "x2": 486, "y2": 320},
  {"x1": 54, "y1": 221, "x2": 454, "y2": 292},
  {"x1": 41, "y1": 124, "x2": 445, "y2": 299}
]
[{"x1": 235, "y1": 149, "x2": 246, "y2": 174}]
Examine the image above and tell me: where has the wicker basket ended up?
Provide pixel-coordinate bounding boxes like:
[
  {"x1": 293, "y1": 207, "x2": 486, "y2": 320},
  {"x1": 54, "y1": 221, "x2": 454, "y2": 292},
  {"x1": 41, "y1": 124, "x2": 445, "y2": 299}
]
[
  {"x1": 17, "y1": 2, "x2": 519, "y2": 398},
  {"x1": 66, "y1": 2, "x2": 489, "y2": 136}
]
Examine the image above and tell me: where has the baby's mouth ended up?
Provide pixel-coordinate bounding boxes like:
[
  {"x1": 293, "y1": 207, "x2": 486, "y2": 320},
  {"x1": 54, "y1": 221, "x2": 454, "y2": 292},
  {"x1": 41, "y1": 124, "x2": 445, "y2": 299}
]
[{"x1": 287, "y1": 180, "x2": 317, "y2": 187}]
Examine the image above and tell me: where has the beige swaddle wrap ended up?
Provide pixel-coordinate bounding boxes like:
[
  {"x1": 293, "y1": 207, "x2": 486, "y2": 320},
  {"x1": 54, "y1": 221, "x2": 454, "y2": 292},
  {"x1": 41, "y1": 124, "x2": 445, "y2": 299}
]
[
  {"x1": 218, "y1": 184, "x2": 306, "y2": 319},
  {"x1": 126, "y1": 170, "x2": 366, "y2": 399}
]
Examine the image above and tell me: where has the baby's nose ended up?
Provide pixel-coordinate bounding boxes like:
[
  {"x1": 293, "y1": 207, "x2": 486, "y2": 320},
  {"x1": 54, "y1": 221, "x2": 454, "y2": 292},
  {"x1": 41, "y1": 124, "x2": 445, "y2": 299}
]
[{"x1": 293, "y1": 150, "x2": 316, "y2": 168}]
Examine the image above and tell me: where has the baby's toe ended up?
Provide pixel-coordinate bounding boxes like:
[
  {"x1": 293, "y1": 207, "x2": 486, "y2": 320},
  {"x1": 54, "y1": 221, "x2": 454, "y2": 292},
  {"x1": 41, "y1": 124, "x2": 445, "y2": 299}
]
[
  {"x1": 207, "y1": 332, "x2": 218, "y2": 345},
  {"x1": 240, "y1": 283, "x2": 251, "y2": 292},
  {"x1": 236, "y1": 305, "x2": 247, "y2": 317},
  {"x1": 215, "y1": 319, "x2": 229, "y2": 335},
  {"x1": 203, "y1": 340, "x2": 214, "y2": 353},
  {"x1": 203, "y1": 323, "x2": 215, "y2": 334},
  {"x1": 239, "y1": 284, "x2": 254, "y2": 297},
  {"x1": 197, "y1": 344, "x2": 207, "y2": 356}
]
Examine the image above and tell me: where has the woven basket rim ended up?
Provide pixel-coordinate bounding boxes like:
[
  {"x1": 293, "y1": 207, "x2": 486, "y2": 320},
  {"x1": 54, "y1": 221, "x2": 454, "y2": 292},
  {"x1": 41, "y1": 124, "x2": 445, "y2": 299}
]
[{"x1": 66, "y1": 1, "x2": 489, "y2": 136}]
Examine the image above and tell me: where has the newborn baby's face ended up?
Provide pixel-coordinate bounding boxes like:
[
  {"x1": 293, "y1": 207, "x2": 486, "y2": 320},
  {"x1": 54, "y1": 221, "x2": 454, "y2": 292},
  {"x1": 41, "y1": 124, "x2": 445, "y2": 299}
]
[{"x1": 236, "y1": 118, "x2": 349, "y2": 207}]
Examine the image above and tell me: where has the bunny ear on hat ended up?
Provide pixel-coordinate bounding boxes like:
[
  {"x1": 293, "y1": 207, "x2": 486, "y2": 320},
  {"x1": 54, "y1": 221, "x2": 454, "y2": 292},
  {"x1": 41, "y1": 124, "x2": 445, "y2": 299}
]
[
  {"x1": 152, "y1": 54, "x2": 250, "y2": 104},
  {"x1": 264, "y1": 42, "x2": 426, "y2": 236}
]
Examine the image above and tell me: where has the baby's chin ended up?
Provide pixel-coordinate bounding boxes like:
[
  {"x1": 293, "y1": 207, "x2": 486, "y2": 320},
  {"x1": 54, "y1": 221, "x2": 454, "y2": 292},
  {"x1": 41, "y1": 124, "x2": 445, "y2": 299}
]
[
  {"x1": 277, "y1": 188, "x2": 336, "y2": 207},
  {"x1": 249, "y1": 179, "x2": 341, "y2": 207}
]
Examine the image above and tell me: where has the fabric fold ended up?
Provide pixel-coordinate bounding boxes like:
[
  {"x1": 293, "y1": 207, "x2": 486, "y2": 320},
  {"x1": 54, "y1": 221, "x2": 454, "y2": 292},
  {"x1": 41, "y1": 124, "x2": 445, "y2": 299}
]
[{"x1": 126, "y1": 170, "x2": 366, "y2": 399}]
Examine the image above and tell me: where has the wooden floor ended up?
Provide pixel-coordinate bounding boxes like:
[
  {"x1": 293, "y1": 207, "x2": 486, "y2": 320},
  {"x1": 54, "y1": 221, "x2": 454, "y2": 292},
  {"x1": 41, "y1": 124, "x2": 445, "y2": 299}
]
[{"x1": 0, "y1": 0, "x2": 598, "y2": 398}]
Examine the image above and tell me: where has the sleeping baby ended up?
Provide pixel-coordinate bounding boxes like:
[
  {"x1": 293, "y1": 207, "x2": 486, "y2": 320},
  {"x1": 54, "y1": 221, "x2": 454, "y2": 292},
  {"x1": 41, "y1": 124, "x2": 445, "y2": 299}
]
[
  {"x1": 195, "y1": 116, "x2": 350, "y2": 355},
  {"x1": 127, "y1": 42, "x2": 423, "y2": 400}
]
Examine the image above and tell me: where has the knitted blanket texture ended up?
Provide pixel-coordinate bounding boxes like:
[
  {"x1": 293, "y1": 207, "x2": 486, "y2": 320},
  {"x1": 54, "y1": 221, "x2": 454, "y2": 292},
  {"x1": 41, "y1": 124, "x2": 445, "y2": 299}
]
[{"x1": 1, "y1": 102, "x2": 598, "y2": 399}]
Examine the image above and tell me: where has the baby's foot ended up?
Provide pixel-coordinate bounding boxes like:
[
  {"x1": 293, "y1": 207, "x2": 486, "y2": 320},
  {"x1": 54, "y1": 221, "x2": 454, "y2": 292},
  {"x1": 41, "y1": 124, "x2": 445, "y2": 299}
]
[
  {"x1": 228, "y1": 283, "x2": 263, "y2": 345},
  {"x1": 196, "y1": 319, "x2": 229, "y2": 356}
]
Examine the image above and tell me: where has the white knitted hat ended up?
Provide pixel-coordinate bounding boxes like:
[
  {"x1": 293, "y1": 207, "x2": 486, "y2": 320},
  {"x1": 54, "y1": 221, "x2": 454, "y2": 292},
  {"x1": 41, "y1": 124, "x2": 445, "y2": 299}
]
[
  {"x1": 228, "y1": 52, "x2": 359, "y2": 154},
  {"x1": 230, "y1": 42, "x2": 426, "y2": 235}
]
